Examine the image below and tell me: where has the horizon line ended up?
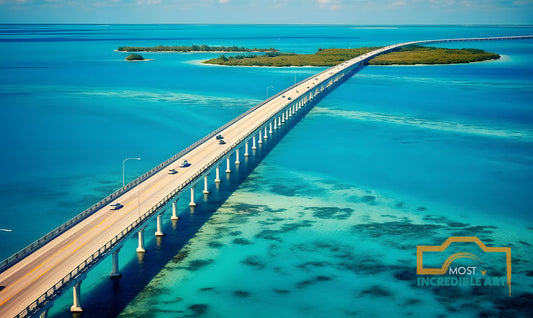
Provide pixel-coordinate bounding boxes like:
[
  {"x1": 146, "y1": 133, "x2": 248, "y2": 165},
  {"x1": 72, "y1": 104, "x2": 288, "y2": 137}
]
[{"x1": 1, "y1": 23, "x2": 533, "y2": 27}]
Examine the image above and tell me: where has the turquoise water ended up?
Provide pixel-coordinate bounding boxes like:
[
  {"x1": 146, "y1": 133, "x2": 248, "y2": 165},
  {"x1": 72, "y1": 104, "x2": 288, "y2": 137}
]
[{"x1": 0, "y1": 25, "x2": 532, "y2": 317}]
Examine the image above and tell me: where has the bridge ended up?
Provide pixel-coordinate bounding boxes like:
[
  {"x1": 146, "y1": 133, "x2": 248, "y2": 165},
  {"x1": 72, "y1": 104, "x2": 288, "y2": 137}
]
[{"x1": 0, "y1": 35, "x2": 532, "y2": 318}]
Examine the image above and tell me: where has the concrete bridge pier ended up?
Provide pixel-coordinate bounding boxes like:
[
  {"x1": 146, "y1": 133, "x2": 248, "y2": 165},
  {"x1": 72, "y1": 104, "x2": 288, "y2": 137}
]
[
  {"x1": 70, "y1": 282, "x2": 83, "y2": 313},
  {"x1": 252, "y1": 134, "x2": 256, "y2": 150},
  {"x1": 171, "y1": 198, "x2": 180, "y2": 220},
  {"x1": 257, "y1": 132, "x2": 262, "y2": 145},
  {"x1": 264, "y1": 126, "x2": 268, "y2": 139},
  {"x1": 278, "y1": 115, "x2": 282, "y2": 127},
  {"x1": 136, "y1": 227, "x2": 146, "y2": 253},
  {"x1": 203, "y1": 175, "x2": 210, "y2": 194},
  {"x1": 189, "y1": 185, "x2": 197, "y2": 207},
  {"x1": 244, "y1": 141, "x2": 250, "y2": 156},
  {"x1": 269, "y1": 122, "x2": 273, "y2": 134},
  {"x1": 110, "y1": 248, "x2": 122, "y2": 278},
  {"x1": 282, "y1": 112, "x2": 285, "y2": 123},
  {"x1": 273, "y1": 118, "x2": 277, "y2": 130},
  {"x1": 155, "y1": 212, "x2": 165, "y2": 237},
  {"x1": 235, "y1": 148, "x2": 241, "y2": 165},
  {"x1": 225, "y1": 157, "x2": 231, "y2": 173},
  {"x1": 215, "y1": 165, "x2": 221, "y2": 183}
]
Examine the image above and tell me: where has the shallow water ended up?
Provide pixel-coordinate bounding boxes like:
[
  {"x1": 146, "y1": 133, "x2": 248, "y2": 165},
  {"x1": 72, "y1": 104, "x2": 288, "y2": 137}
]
[{"x1": 118, "y1": 166, "x2": 533, "y2": 318}]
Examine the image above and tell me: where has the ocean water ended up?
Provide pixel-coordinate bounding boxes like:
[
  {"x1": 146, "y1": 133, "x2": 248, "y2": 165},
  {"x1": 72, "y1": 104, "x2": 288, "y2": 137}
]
[{"x1": 0, "y1": 25, "x2": 532, "y2": 317}]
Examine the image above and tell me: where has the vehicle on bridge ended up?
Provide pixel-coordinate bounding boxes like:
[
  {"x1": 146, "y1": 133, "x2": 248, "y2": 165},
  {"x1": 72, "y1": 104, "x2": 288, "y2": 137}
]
[
  {"x1": 218, "y1": 139, "x2": 226, "y2": 145},
  {"x1": 109, "y1": 203, "x2": 123, "y2": 210},
  {"x1": 216, "y1": 134, "x2": 224, "y2": 140},
  {"x1": 179, "y1": 160, "x2": 191, "y2": 167},
  {"x1": 168, "y1": 168, "x2": 178, "y2": 174}
]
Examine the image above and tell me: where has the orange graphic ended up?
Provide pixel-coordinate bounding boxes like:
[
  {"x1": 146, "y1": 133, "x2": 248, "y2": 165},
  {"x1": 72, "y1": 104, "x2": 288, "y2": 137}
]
[{"x1": 417, "y1": 236, "x2": 511, "y2": 295}]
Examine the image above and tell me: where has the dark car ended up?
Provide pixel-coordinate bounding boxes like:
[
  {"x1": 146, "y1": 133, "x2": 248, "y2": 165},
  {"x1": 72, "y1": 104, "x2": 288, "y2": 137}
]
[
  {"x1": 218, "y1": 139, "x2": 226, "y2": 145},
  {"x1": 180, "y1": 160, "x2": 191, "y2": 168},
  {"x1": 216, "y1": 134, "x2": 224, "y2": 140},
  {"x1": 168, "y1": 168, "x2": 178, "y2": 175}
]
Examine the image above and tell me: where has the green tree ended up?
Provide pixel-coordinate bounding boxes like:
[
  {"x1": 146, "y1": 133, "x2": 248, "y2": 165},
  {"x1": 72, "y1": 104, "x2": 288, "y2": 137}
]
[{"x1": 126, "y1": 53, "x2": 145, "y2": 61}]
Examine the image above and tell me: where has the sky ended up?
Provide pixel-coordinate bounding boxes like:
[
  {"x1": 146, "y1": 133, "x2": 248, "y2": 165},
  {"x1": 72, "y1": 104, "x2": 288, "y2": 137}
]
[{"x1": 0, "y1": 0, "x2": 532, "y2": 24}]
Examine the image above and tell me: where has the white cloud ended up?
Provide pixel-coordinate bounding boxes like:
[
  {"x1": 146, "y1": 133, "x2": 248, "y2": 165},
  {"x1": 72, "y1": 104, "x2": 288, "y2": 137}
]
[
  {"x1": 219, "y1": 0, "x2": 229, "y2": 3},
  {"x1": 388, "y1": 0, "x2": 407, "y2": 8},
  {"x1": 273, "y1": 0, "x2": 289, "y2": 8},
  {"x1": 316, "y1": 0, "x2": 345, "y2": 10}
]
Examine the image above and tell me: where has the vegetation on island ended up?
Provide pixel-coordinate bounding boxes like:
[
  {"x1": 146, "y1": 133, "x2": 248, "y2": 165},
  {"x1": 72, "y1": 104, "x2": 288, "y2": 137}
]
[
  {"x1": 118, "y1": 44, "x2": 278, "y2": 53},
  {"x1": 369, "y1": 45, "x2": 500, "y2": 65},
  {"x1": 204, "y1": 47, "x2": 378, "y2": 67},
  {"x1": 125, "y1": 53, "x2": 145, "y2": 61},
  {"x1": 203, "y1": 45, "x2": 500, "y2": 67}
]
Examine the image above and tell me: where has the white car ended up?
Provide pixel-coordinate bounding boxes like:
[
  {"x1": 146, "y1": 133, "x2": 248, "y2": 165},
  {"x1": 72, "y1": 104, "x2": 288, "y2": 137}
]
[{"x1": 110, "y1": 203, "x2": 123, "y2": 210}]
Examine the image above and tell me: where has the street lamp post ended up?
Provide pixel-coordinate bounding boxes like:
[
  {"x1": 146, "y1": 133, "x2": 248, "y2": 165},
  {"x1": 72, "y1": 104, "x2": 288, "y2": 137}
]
[
  {"x1": 122, "y1": 157, "x2": 141, "y2": 218},
  {"x1": 266, "y1": 85, "x2": 274, "y2": 99},
  {"x1": 122, "y1": 157, "x2": 141, "y2": 187}
]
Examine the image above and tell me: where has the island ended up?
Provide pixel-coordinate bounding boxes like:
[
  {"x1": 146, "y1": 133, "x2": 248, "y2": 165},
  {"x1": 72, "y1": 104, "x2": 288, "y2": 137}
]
[
  {"x1": 369, "y1": 45, "x2": 500, "y2": 65},
  {"x1": 118, "y1": 44, "x2": 278, "y2": 53},
  {"x1": 125, "y1": 53, "x2": 146, "y2": 61},
  {"x1": 202, "y1": 45, "x2": 500, "y2": 67}
]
